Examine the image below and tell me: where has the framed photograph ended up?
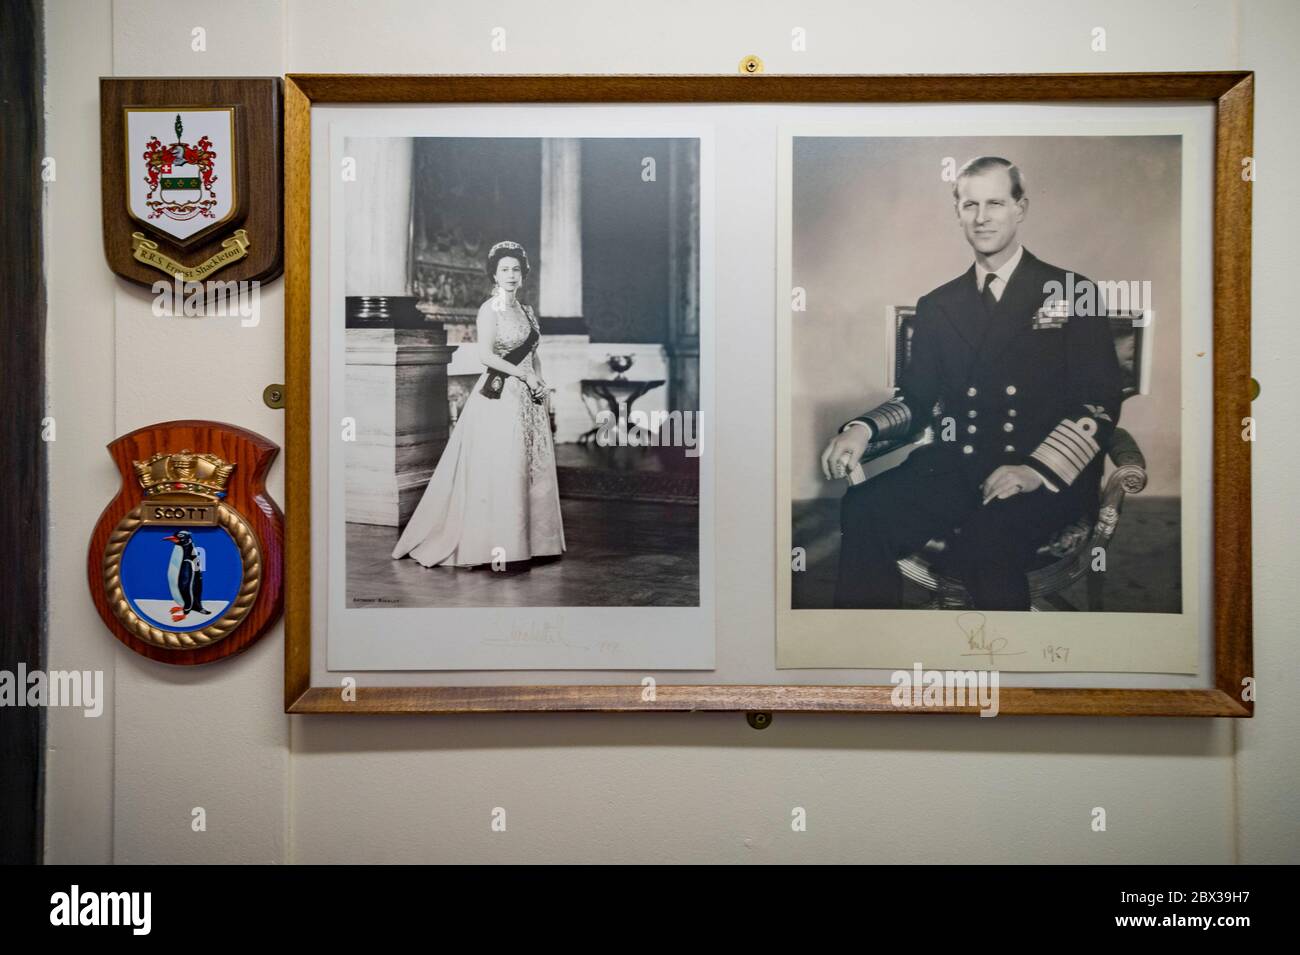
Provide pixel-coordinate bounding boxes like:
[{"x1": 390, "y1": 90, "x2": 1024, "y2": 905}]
[
  {"x1": 285, "y1": 74, "x2": 1252, "y2": 716},
  {"x1": 781, "y1": 125, "x2": 1195, "y2": 671}
]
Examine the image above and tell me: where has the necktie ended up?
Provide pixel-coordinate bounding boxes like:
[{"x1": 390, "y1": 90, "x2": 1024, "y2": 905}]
[{"x1": 981, "y1": 273, "x2": 999, "y2": 313}]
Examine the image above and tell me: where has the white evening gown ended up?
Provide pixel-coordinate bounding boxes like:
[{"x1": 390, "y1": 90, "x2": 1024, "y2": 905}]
[{"x1": 391, "y1": 301, "x2": 566, "y2": 567}]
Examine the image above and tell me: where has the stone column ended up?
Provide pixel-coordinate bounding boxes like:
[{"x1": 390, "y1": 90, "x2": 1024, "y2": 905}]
[
  {"x1": 344, "y1": 137, "x2": 411, "y2": 300},
  {"x1": 538, "y1": 138, "x2": 590, "y2": 443},
  {"x1": 665, "y1": 139, "x2": 701, "y2": 417},
  {"x1": 343, "y1": 137, "x2": 455, "y2": 527},
  {"x1": 539, "y1": 139, "x2": 583, "y2": 318}
]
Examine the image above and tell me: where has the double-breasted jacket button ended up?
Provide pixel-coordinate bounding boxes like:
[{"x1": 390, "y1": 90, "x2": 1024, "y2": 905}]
[
  {"x1": 967, "y1": 409, "x2": 978, "y2": 418},
  {"x1": 962, "y1": 444, "x2": 974, "y2": 454},
  {"x1": 1006, "y1": 385, "x2": 1017, "y2": 395},
  {"x1": 966, "y1": 387, "x2": 977, "y2": 397},
  {"x1": 967, "y1": 424, "x2": 977, "y2": 434},
  {"x1": 1003, "y1": 422, "x2": 1015, "y2": 432},
  {"x1": 1004, "y1": 444, "x2": 1015, "y2": 452},
  {"x1": 1008, "y1": 408, "x2": 1017, "y2": 417}
]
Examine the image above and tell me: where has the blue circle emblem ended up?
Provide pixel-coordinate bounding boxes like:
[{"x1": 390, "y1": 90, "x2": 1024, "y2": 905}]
[{"x1": 119, "y1": 525, "x2": 244, "y2": 632}]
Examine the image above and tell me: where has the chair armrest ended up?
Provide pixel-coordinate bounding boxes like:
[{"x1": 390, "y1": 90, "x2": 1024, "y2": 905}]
[
  {"x1": 857, "y1": 438, "x2": 909, "y2": 464},
  {"x1": 842, "y1": 427, "x2": 933, "y2": 485},
  {"x1": 1104, "y1": 427, "x2": 1148, "y2": 496}
]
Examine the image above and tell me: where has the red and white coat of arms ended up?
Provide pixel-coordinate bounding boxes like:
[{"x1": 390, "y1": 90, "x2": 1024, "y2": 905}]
[{"x1": 126, "y1": 107, "x2": 238, "y2": 244}]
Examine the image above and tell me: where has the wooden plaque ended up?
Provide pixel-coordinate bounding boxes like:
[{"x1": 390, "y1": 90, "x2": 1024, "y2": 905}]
[
  {"x1": 87, "y1": 420, "x2": 284, "y2": 665},
  {"x1": 100, "y1": 77, "x2": 283, "y2": 288}
]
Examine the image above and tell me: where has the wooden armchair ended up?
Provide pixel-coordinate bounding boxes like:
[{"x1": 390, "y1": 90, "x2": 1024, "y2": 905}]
[{"x1": 847, "y1": 306, "x2": 1153, "y2": 611}]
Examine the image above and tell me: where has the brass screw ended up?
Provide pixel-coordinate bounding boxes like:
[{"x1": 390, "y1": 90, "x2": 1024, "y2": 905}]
[
  {"x1": 739, "y1": 55, "x2": 764, "y2": 75},
  {"x1": 263, "y1": 384, "x2": 286, "y2": 409},
  {"x1": 746, "y1": 711, "x2": 773, "y2": 730}
]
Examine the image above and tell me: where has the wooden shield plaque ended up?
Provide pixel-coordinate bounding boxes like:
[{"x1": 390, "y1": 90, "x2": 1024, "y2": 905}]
[
  {"x1": 87, "y1": 420, "x2": 284, "y2": 665},
  {"x1": 100, "y1": 77, "x2": 282, "y2": 288}
]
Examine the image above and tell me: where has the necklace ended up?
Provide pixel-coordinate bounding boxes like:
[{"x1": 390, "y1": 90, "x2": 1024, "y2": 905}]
[{"x1": 491, "y1": 288, "x2": 524, "y2": 315}]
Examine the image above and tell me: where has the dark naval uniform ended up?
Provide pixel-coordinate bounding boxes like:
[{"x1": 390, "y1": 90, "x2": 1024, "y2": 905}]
[{"x1": 835, "y1": 247, "x2": 1124, "y2": 610}]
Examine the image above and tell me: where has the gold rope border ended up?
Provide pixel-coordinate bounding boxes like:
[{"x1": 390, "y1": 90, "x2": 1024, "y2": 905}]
[{"x1": 102, "y1": 503, "x2": 262, "y2": 650}]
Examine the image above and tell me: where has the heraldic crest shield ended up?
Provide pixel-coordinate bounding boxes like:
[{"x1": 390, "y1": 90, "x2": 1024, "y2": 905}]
[{"x1": 124, "y1": 106, "x2": 242, "y2": 246}]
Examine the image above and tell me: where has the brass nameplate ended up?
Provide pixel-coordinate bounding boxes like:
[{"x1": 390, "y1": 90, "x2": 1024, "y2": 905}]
[
  {"x1": 130, "y1": 229, "x2": 250, "y2": 282},
  {"x1": 139, "y1": 501, "x2": 220, "y2": 526}
]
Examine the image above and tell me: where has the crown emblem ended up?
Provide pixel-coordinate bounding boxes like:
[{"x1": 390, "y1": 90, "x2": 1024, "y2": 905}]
[{"x1": 132, "y1": 449, "x2": 235, "y2": 501}]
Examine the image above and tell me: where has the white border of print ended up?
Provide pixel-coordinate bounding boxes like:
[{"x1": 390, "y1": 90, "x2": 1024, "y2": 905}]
[
  {"x1": 775, "y1": 105, "x2": 1213, "y2": 675},
  {"x1": 315, "y1": 107, "x2": 716, "y2": 671}
]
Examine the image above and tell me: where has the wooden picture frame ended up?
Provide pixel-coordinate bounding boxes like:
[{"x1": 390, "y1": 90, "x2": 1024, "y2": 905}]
[{"x1": 284, "y1": 73, "x2": 1251, "y2": 717}]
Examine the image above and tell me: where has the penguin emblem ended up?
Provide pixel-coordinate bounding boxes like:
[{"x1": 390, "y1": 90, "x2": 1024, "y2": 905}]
[
  {"x1": 162, "y1": 529, "x2": 209, "y2": 622},
  {"x1": 94, "y1": 432, "x2": 281, "y2": 658}
]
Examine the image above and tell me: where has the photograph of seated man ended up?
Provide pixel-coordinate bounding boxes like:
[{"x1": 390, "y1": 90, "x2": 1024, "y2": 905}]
[{"x1": 820, "y1": 156, "x2": 1124, "y2": 611}]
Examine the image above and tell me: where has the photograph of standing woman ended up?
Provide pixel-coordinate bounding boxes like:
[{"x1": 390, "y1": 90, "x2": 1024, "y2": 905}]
[
  {"x1": 342, "y1": 134, "x2": 703, "y2": 611},
  {"x1": 392, "y1": 241, "x2": 566, "y2": 569}
]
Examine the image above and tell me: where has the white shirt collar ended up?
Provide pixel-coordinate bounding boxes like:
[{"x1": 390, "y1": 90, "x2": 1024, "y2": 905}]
[{"x1": 974, "y1": 243, "x2": 1024, "y2": 292}]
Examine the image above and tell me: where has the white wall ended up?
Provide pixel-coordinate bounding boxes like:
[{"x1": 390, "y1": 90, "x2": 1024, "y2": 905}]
[{"x1": 43, "y1": 0, "x2": 1298, "y2": 864}]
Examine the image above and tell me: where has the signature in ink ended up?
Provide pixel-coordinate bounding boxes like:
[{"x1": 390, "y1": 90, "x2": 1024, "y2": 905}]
[
  {"x1": 483, "y1": 618, "x2": 588, "y2": 651},
  {"x1": 956, "y1": 612, "x2": 1026, "y2": 665}
]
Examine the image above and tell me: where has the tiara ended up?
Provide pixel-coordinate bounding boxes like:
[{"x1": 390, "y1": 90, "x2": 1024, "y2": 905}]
[{"x1": 489, "y1": 240, "x2": 526, "y2": 257}]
